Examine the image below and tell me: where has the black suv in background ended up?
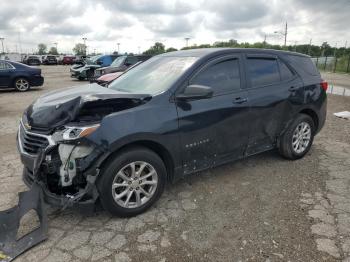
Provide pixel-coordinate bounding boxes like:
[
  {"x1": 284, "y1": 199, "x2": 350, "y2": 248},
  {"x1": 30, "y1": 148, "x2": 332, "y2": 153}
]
[
  {"x1": 94, "y1": 55, "x2": 151, "y2": 77},
  {"x1": 23, "y1": 56, "x2": 41, "y2": 66},
  {"x1": 42, "y1": 55, "x2": 58, "y2": 65},
  {"x1": 18, "y1": 48, "x2": 327, "y2": 217}
]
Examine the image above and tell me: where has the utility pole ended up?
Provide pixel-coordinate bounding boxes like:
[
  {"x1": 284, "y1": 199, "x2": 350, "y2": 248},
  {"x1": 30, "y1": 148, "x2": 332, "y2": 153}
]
[
  {"x1": 117, "y1": 43, "x2": 120, "y2": 54},
  {"x1": 184, "y1": 37, "x2": 190, "y2": 47},
  {"x1": 0, "y1": 38, "x2": 4, "y2": 54},
  {"x1": 308, "y1": 39, "x2": 312, "y2": 55},
  {"x1": 274, "y1": 21, "x2": 287, "y2": 48},
  {"x1": 284, "y1": 22, "x2": 288, "y2": 47}
]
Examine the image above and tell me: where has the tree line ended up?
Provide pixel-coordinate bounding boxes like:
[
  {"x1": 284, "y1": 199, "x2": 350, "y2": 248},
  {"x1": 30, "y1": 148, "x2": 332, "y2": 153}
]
[
  {"x1": 142, "y1": 40, "x2": 350, "y2": 58},
  {"x1": 36, "y1": 40, "x2": 350, "y2": 58}
]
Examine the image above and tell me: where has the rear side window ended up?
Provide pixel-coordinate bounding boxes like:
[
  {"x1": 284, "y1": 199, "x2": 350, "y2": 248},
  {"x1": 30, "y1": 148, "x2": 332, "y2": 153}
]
[
  {"x1": 247, "y1": 58, "x2": 279, "y2": 87},
  {"x1": 190, "y1": 58, "x2": 241, "y2": 95},
  {"x1": 279, "y1": 60, "x2": 294, "y2": 81},
  {"x1": 287, "y1": 55, "x2": 319, "y2": 76},
  {"x1": 0, "y1": 62, "x2": 13, "y2": 69}
]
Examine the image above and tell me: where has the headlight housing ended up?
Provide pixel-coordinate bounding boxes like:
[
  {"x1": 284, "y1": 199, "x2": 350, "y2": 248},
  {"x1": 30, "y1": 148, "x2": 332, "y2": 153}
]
[{"x1": 62, "y1": 124, "x2": 100, "y2": 140}]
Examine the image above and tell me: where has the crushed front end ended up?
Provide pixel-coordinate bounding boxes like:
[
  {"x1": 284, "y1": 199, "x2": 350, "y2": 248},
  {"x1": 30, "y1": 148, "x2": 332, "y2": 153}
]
[{"x1": 18, "y1": 119, "x2": 103, "y2": 212}]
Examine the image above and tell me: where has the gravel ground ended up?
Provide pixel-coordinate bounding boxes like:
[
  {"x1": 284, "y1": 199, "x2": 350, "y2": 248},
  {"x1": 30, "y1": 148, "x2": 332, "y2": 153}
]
[{"x1": 0, "y1": 66, "x2": 349, "y2": 262}]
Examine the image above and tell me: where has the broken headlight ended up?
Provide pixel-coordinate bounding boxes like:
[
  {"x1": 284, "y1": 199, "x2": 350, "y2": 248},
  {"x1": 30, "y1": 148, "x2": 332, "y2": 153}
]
[{"x1": 62, "y1": 124, "x2": 100, "y2": 140}]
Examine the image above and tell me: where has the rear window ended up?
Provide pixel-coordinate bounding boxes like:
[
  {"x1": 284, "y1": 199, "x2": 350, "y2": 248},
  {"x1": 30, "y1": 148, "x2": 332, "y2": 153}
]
[
  {"x1": 287, "y1": 55, "x2": 319, "y2": 76},
  {"x1": 279, "y1": 60, "x2": 294, "y2": 80},
  {"x1": 247, "y1": 58, "x2": 280, "y2": 87}
]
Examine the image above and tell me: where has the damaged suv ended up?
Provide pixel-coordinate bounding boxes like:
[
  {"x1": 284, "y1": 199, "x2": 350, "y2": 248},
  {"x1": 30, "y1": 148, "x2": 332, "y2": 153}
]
[{"x1": 17, "y1": 48, "x2": 327, "y2": 217}]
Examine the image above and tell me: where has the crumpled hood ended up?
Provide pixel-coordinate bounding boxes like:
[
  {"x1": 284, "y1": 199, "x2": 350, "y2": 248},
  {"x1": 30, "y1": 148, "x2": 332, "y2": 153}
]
[{"x1": 25, "y1": 83, "x2": 150, "y2": 129}]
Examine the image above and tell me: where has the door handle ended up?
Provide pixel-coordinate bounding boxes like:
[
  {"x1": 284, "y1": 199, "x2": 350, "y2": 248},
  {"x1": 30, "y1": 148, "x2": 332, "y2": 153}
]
[
  {"x1": 289, "y1": 86, "x2": 298, "y2": 91},
  {"x1": 233, "y1": 97, "x2": 248, "y2": 104}
]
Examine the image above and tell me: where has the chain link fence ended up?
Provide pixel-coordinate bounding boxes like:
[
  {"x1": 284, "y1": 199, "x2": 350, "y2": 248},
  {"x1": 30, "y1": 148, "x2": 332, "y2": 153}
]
[{"x1": 312, "y1": 56, "x2": 350, "y2": 73}]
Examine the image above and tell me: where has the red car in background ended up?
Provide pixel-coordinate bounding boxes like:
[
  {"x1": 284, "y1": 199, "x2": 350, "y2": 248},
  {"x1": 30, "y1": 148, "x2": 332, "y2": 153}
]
[
  {"x1": 62, "y1": 56, "x2": 76, "y2": 65},
  {"x1": 93, "y1": 61, "x2": 143, "y2": 86},
  {"x1": 94, "y1": 71, "x2": 123, "y2": 86}
]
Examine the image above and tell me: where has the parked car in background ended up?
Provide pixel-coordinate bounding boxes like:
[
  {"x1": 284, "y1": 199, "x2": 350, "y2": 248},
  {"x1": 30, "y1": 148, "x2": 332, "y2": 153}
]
[
  {"x1": 94, "y1": 55, "x2": 151, "y2": 78},
  {"x1": 61, "y1": 56, "x2": 76, "y2": 65},
  {"x1": 93, "y1": 61, "x2": 143, "y2": 86},
  {"x1": 94, "y1": 71, "x2": 124, "y2": 86},
  {"x1": 23, "y1": 56, "x2": 41, "y2": 66},
  {"x1": 70, "y1": 54, "x2": 118, "y2": 80},
  {"x1": 42, "y1": 55, "x2": 58, "y2": 65},
  {"x1": 18, "y1": 48, "x2": 326, "y2": 217},
  {"x1": 73, "y1": 55, "x2": 88, "y2": 65},
  {"x1": 0, "y1": 60, "x2": 44, "y2": 91}
]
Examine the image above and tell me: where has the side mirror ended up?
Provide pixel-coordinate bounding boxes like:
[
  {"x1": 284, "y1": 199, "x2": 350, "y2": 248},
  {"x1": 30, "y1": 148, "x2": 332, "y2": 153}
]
[{"x1": 176, "y1": 84, "x2": 213, "y2": 101}]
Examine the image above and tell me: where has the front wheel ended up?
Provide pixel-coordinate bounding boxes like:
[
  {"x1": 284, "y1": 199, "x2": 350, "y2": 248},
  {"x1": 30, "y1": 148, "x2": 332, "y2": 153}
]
[
  {"x1": 14, "y1": 78, "x2": 30, "y2": 92},
  {"x1": 98, "y1": 147, "x2": 166, "y2": 217},
  {"x1": 279, "y1": 114, "x2": 315, "y2": 160}
]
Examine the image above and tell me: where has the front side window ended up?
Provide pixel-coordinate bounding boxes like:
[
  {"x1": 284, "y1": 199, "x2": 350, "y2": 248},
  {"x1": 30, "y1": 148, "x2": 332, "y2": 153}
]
[
  {"x1": 111, "y1": 56, "x2": 126, "y2": 67},
  {"x1": 190, "y1": 58, "x2": 241, "y2": 95},
  {"x1": 247, "y1": 58, "x2": 280, "y2": 87},
  {"x1": 109, "y1": 56, "x2": 198, "y2": 95}
]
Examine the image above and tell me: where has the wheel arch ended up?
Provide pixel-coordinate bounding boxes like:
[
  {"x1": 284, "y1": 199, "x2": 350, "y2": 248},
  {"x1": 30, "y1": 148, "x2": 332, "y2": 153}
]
[
  {"x1": 299, "y1": 108, "x2": 319, "y2": 131},
  {"x1": 12, "y1": 76, "x2": 29, "y2": 88},
  {"x1": 98, "y1": 140, "x2": 175, "y2": 182}
]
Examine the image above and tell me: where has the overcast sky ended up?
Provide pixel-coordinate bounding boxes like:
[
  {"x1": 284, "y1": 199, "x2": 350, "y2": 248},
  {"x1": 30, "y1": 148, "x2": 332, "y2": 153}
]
[{"x1": 1, "y1": 0, "x2": 349, "y2": 54}]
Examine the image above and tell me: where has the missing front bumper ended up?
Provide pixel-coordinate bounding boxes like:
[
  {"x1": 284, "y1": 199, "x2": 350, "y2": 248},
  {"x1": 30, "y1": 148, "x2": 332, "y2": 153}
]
[{"x1": 0, "y1": 183, "x2": 47, "y2": 262}]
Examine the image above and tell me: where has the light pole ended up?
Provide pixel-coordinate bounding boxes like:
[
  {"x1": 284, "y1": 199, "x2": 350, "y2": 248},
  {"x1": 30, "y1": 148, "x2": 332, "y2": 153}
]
[
  {"x1": 274, "y1": 21, "x2": 287, "y2": 48},
  {"x1": 82, "y1": 37, "x2": 87, "y2": 55},
  {"x1": 117, "y1": 43, "x2": 120, "y2": 54},
  {"x1": 184, "y1": 37, "x2": 190, "y2": 47},
  {"x1": 0, "y1": 38, "x2": 4, "y2": 54}
]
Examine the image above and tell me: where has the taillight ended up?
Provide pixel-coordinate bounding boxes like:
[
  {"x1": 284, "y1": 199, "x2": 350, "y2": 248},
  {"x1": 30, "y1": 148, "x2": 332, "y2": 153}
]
[{"x1": 320, "y1": 80, "x2": 328, "y2": 91}]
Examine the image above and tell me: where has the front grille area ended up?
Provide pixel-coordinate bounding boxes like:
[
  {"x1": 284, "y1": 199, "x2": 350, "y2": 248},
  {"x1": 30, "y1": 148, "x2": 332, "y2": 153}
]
[{"x1": 19, "y1": 123, "x2": 50, "y2": 155}]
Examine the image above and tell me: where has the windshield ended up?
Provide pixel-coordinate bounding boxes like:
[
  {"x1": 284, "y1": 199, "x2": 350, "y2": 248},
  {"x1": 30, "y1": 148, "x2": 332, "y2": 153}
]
[
  {"x1": 109, "y1": 56, "x2": 197, "y2": 95},
  {"x1": 111, "y1": 56, "x2": 126, "y2": 67},
  {"x1": 86, "y1": 55, "x2": 102, "y2": 65}
]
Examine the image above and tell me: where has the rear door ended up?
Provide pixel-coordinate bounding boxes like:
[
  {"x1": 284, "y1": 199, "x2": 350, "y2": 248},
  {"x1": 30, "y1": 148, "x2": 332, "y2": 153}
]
[
  {"x1": 0, "y1": 61, "x2": 13, "y2": 87},
  {"x1": 244, "y1": 54, "x2": 304, "y2": 155},
  {"x1": 176, "y1": 54, "x2": 251, "y2": 173}
]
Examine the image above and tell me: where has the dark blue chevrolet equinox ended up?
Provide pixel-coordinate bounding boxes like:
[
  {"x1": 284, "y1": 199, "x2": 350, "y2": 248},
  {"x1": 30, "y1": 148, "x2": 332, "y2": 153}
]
[{"x1": 18, "y1": 48, "x2": 327, "y2": 217}]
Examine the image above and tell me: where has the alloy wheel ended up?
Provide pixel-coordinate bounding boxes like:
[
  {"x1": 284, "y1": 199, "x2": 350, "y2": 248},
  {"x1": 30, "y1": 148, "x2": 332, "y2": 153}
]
[
  {"x1": 111, "y1": 161, "x2": 158, "y2": 209},
  {"x1": 15, "y1": 78, "x2": 30, "y2": 91},
  {"x1": 292, "y1": 122, "x2": 311, "y2": 154}
]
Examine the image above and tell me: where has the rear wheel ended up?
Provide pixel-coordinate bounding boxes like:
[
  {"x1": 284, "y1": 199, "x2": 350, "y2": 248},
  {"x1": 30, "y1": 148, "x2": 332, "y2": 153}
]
[
  {"x1": 279, "y1": 114, "x2": 315, "y2": 160},
  {"x1": 14, "y1": 78, "x2": 30, "y2": 92},
  {"x1": 98, "y1": 147, "x2": 166, "y2": 217}
]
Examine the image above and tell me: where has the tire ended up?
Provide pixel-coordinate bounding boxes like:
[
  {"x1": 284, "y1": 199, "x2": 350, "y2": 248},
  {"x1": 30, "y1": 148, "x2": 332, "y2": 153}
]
[
  {"x1": 97, "y1": 146, "x2": 167, "y2": 217},
  {"x1": 279, "y1": 114, "x2": 315, "y2": 160},
  {"x1": 14, "y1": 78, "x2": 30, "y2": 92}
]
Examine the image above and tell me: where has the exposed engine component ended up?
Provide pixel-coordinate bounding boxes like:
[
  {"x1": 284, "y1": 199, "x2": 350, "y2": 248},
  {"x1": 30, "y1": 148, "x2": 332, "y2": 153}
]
[{"x1": 58, "y1": 144, "x2": 94, "y2": 187}]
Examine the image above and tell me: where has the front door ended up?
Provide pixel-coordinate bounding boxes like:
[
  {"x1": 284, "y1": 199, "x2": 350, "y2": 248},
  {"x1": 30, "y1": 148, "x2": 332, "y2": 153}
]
[{"x1": 176, "y1": 54, "x2": 251, "y2": 174}]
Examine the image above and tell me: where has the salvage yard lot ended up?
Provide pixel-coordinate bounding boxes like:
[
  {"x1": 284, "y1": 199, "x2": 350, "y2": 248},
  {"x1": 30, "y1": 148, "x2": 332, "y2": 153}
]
[{"x1": 0, "y1": 66, "x2": 350, "y2": 261}]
